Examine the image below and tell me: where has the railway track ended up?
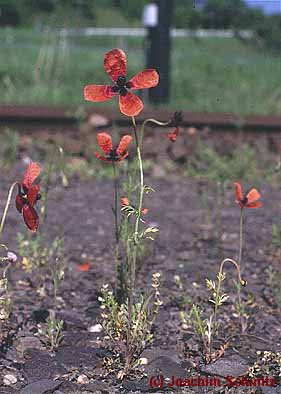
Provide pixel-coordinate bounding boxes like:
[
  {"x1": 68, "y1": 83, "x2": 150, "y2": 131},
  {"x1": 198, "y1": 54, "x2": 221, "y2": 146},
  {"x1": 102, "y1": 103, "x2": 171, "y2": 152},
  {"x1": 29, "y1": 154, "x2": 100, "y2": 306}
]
[{"x1": 0, "y1": 105, "x2": 281, "y2": 133}]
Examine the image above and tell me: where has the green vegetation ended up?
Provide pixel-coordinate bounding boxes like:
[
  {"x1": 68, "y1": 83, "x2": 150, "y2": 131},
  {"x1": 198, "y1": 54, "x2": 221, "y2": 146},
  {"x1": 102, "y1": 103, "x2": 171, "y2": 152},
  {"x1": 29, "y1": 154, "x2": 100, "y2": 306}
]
[{"x1": 1, "y1": 28, "x2": 280, "y2": 114}]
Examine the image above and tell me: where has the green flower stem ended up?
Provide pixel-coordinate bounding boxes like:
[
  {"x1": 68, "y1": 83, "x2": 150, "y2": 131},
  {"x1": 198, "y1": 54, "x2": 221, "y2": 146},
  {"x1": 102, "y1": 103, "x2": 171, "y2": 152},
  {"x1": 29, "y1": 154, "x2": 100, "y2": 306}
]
[
  {"x1": 112, "y1": 162, "x2": 119, "y2": 245},
  {"x1": 239, "y1": 207, "x2": 244, "y2": 264},
  {"x1": 126, "y1": 115, "x2": 145, "y2": 363},
  {"x1": 237, "y1": 207, "x2": 244, "y2": 328},
  {"x1": 218, "y1": 258, "x2": 246, "y2": 294},
  {"x1": 112, "y1": 162, "x2": 121, "y2": 298},
  {"x1": 0, "y1": 182, "x2": 19, "y2": 240},
  {"x1": 131, "y1": 115, "x2": 145, "y2": 289}
]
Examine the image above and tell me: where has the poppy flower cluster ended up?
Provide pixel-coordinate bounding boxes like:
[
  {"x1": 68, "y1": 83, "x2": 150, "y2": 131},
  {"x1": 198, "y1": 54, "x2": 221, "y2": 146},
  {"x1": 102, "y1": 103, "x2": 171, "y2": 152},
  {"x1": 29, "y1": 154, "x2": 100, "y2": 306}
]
[
  {"x1": 84, "y1": 48, "x2": 159, "y2": 117},
  {"x1": 95, "y1": 132, "x2": 133, "y2": 163},
  {"x1": 234, "y1": 182, "x2": 261, "y2": 209},
  {"x1": 15, "y1": 162, "x2": 41, "y2": 232}
]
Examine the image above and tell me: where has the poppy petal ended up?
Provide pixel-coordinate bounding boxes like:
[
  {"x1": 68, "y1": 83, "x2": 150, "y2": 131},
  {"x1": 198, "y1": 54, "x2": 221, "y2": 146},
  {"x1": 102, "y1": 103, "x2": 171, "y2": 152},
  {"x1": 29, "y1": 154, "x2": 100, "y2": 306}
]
[
  {"x1": 77, "y1": 262, "x2": 91, "y2": 272},
  {"x1": 27, "y1": 185, "x2": 40, "y2": 207},
  {"x1": 128, "y1": 69, "x2": 159, "y2": 90},
  {"x1": 116, "y1": 135, "x2": 133, "y2": 156},
  {"x1": 104, "y1": 48, "x2": 127, "y2": 82},
  {"x1": 95, "y1": 152, "x2": 110, "y2": 162},
  {"x1": 119, "y1": 92, "x2": 143, "y2": 117},
  {"x1": 96, "y1": 132, "x2": 113, "y2": 154},
  {"x1": 121, "y1": 197, "x2": 129, "y2": 206},
  {"x1": 246, "y1": 201, "x2": 262, "y2": 209},
  {"x1": 246, "y1": 188, "x2": 261, "y2": 204},
  {"x1": 16, "y1": 195, "x2": 24, "y2": 213},
  {"x1": 84, "y1": 84, "x2": 114, "y2": 102},
  {"x1": 23, "y1": 162, "x2": 41, "y2": 189},
  {"x1": 234, "y1": 182, "x2": 243, "y2": 203},
  {"x1": 22, "y1": 205, "x2": 39, "y2": 232}
]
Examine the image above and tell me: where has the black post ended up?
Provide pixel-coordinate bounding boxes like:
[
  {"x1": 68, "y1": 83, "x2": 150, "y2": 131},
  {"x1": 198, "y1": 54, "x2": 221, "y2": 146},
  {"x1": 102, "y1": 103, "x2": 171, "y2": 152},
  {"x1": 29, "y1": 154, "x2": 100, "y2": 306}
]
[{"x1": 149, "y1": 0, "x2": 173, "y2": 104}]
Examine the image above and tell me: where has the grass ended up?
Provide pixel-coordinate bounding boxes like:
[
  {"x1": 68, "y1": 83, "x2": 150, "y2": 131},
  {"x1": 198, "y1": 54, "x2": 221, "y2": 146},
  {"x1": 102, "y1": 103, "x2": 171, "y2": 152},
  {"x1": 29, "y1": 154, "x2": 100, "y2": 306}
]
[{"x1": 0, "y1": 27, "x2": 281, "y2": 114}]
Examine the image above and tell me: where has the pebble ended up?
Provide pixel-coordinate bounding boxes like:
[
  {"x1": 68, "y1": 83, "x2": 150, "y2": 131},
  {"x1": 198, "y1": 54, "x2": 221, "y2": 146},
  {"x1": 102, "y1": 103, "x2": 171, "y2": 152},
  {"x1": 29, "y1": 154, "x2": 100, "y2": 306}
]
[
  {"x1": 20, "y1": 379, "x2": 62, "y2": 394},
  {"x1": 89, "y1": 323, "x2": 103, "y2": 333},
  {"x1": 77, "y1": 374, "x2": 90, "y2": 384},
  {"x1": 3, "y1": 374, "x2": 17, "y2": 385}
]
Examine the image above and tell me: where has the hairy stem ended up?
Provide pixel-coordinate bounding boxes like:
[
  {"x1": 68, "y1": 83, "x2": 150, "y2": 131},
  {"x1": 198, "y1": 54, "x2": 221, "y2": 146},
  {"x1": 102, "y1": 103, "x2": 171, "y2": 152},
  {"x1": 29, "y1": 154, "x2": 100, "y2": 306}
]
[
  {"x1": 126, "y1": 115, "x2": 145, "y2": 371},
  {"x1": 239, "y1": 207, "x2": 244, "y2": 264},
  {"x1": 131, "y1": 116, "x2": 144, "y2": 293},
  {"x1": 237, "y1": 207, "x2": 244, "y2": 329},
  {"x1": 112, "y1": 162, "x2": 119, "y2": 245},
  {"x1": 112, "y1": 162, "x2": 122, "y2": 300}
]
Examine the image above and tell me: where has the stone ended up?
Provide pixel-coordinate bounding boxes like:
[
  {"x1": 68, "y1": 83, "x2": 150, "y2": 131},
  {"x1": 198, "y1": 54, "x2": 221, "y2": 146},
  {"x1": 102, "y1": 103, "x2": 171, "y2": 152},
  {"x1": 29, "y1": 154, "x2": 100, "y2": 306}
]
[
  {"x1": 145, "y1": 355, "x2": 186, "y2": 378},
  {"x1": 55, "y1": 347, "x2": 100, "y2": 369},
  {"x1": 201, "y1": 355, "x2": 249, "y2": 378},
  {"x1": 15, "y1": 336, "x2": 44, "y2": 354},
  {"x1": 77, "y1": 374, "x2": 90, "y2": 384},
  {"x1": 88, "y1": 324, "x2": 102, "y2": 333},
  {"x1": 3, "y1": 374, "x2": 17, "y2": 385},
  {"x1": 23, "y1": 349, "x2": 66, "y2": 382},
  {"x1": 20, "y1": 379, "x2": 62, "y2": 394}
]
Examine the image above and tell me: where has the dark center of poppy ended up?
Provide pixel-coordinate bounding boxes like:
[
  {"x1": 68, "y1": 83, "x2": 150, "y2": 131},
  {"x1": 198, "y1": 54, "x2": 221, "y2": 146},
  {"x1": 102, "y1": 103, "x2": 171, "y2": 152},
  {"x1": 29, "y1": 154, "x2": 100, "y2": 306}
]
[
  {"x1": 111, "y1": 76, "x2": 130, "y2": 97},
  {"x1": 20, "y1": 192, "x2": 28, "y2": 204},
  {"x1": 241, "y1": 196, "x2": 248, "y2": 205},
  {"x1": 20, "y1": 191, "x2": 41, "y2": 204},
  {"x1": 117, "y1": 76, "x2": 126, "y2": 87},
  {"x1": 108, "y1": 149, "x2": 120, "y2": 162}
]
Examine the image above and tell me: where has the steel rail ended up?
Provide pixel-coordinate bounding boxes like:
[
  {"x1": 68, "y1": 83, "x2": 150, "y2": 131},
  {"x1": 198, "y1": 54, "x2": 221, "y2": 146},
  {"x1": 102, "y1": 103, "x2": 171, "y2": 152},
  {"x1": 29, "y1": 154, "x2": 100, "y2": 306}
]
[{"x1": 0, "y1": 105, "x2": 281, "y2": 132}]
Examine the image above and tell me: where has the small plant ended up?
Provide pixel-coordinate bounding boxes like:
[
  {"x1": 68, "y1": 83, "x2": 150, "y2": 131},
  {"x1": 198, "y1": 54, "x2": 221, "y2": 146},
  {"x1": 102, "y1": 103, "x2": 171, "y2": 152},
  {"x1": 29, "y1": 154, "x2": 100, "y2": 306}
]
[
  {"x1": 0, "y1": 249, "x2": 16, "y2": 320},
  {"x1": 99, "y1": 272, "x2": 162, "y2": 378},
  {"x1": 0, "y1": 275, "x2": 11, "y2": 321},
  {"x1": 184, "y1": 258, "x2": 246, "y2": 363},
  {"x1": 248, "y1": 351, "x2": 281, "y2": 381},
  {"x1": 37, "y1": 238, "x2": 65, "y2": 352},
  {"x1": 39, "y1": 311, "x2": 64, "y2": 352}
]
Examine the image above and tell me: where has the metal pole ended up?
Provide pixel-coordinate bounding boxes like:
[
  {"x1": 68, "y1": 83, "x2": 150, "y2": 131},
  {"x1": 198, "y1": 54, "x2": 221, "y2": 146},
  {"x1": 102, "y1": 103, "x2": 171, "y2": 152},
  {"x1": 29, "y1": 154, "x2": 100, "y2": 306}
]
[{"x1": 149, "y1": 0, "x2": 173, "y2": 104}]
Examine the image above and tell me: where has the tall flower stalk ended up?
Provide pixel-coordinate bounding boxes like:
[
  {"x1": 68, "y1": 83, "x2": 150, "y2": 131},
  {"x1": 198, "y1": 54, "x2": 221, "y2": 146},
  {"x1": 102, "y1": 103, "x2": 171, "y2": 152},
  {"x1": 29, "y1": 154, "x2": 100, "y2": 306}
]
[
  {"x1": 234, "y1": 182, "x2": 261, "y2": 331},
  {"x1": 84, "y1": 48, "x2": 163, "y2": 376},
  {"x1": 0, "y1": 182, "x2": 19, "y2": 239}
]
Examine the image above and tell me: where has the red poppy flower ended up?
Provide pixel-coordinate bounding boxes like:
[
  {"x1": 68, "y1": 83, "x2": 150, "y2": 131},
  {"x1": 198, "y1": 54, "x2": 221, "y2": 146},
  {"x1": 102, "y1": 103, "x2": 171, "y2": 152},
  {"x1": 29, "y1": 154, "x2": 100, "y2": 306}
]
[
  {"x1": 95, "y1": 132, "x2": 132, "y2": 163},
  {"x1": 84, "y1": 48, "x2": 159, "y2": 117},
  {"x1": 16, "y1": 162, "x2": 41, "y2": 232},
  {"x1": 234, "y1": 182, "x2": 261, "y2": 209},
  {"x1": 77, "y1": 262, "x2": 91, "y2": 272}
]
